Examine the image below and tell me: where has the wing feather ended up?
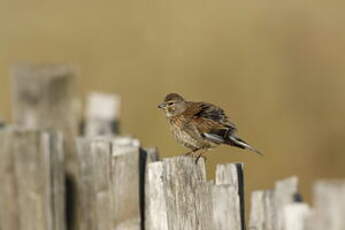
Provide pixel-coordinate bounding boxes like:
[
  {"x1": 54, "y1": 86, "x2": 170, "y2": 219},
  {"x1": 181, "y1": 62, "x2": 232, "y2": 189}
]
[{"x1": 183, "y1": 102, "x2": 237, "y2": 144}]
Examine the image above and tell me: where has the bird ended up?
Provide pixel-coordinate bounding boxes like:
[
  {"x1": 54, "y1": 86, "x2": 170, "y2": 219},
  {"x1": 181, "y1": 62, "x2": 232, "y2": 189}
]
[{"x1": 157, "y1": 93, "x2": 262, "y2": 163}]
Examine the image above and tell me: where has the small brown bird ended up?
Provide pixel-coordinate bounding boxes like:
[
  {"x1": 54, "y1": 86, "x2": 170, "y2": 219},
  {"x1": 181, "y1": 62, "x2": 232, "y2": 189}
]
[{"x1": 158, "y1": 93, "x2": 261, "y2": 162}]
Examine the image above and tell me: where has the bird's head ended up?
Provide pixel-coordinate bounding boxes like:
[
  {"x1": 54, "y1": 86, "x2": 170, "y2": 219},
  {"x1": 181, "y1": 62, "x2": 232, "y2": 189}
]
[{"x1": 158, "y1": 93, "x2": 187, "y2": 117}]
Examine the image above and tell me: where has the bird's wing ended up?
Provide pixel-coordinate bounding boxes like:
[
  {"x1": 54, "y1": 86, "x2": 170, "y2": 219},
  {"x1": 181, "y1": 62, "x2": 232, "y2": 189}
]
[
  {"x1": 183, "y1": 102, "x2": 237, "y2": 144},
  {"x1": 185, "y1": 102, "x2": 237, "y2": 130}
]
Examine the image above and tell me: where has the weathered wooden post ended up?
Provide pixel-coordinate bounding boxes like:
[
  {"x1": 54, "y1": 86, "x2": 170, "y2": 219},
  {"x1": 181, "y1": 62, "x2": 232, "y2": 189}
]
[
  {"x1": 11, "y1": 63, "x2": 80, "y2": 230},
  {"x1": 92, "y1": 140, "x2": 114, "y2": 230},
  {"x1": 84, "y1": 92, "x2": 121, "y2": 137},
  {"x1": 248, "y1": 190, "x2": 275, "y2": 230},
  {"x1": 145, "y1": 156, "x2": 207, "y2": 230},
  {"x1": 0, "y1": 128, "x2": 17, "y2": 230},
  {"x1": 11, "y1": 63, "x2": 79, "y2": 171},
  {"x1": 0, "y1": 128, "x2": 65, "y2": 230},
  {"x1": 216, "y1": 163, "x2": 245, "y2": 229},
  {"x1": 248, "y1": 176, "x2": 299, "y2": 230},
  {"x1": 283, "y1": 203, "x2": 310, "y2": 230},
  {"x1": 111, "y1": 138, "x2": 143, "y2": 230},
  {"x1": 275, "y1": 176, "x2": 299, "y2": 230},
  {"x1": 307, "y1": 180, "x2": 345, "y2": 230},
  {"x1": 76, "y1": 136, "x2": 157, "y2": 230},
  {"x1": 209, "y1": 183, "x2": 242, "y2": 230},
  {"x1": 76, "y1": 138, "x2": 99, "y2": 230},
  {"x1": 145, "y1": 157, "x2": 244, "y2": 230}
]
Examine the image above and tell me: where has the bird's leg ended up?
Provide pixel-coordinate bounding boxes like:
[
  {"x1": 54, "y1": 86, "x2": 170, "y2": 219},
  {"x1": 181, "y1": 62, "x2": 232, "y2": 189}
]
[
  {"x1": 184, "y1": 149, "x2": 207, "y2": 164},
  {"x1": 194, "y1": 149, "x2": 207, "y2": 164}
]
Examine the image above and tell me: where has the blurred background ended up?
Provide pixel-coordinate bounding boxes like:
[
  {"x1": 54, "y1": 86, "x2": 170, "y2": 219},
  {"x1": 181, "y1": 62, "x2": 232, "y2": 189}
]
[{"x1": 1, "y1": 0, "x2": 344, "y2": 209}]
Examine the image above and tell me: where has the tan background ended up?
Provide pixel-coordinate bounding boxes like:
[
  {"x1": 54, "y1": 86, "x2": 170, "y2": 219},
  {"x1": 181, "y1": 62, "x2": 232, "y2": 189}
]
[{"x1": 1, "y1": 0, "x2": 345, "y2": 208}]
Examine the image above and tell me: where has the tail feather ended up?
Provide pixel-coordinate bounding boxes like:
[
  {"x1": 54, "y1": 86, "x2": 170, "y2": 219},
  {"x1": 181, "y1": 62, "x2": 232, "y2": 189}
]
[{"x1": 227, "y1": 136, "x2": 262, "y2": 156}]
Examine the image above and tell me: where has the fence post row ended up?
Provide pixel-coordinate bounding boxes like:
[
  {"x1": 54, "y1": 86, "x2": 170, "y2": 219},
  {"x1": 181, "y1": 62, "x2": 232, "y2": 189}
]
[{"x1": 1, "y1": 63, "x2": 344, "y2": 230}]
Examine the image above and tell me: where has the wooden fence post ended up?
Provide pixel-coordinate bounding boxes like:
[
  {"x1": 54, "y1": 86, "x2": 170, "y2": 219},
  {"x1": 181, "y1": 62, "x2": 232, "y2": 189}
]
[
  {"x1": 275, "y1": 176, "x2": 299, "y2": 230},
  {"x1": 145, "y1": 157, "x2": 243, "y2": 230},
  {"x1": 145, "y1": 161, "x2": 169, "y2": 230},
  {"x1": 216, "y1": 163, "x2": 245, "y2": 229},
  {"x1": 76, "y1": 136, "x2": 157, "y2": 230},
  {"x1": 307, "y1": 180, "x2": 345, "y2": 230},
  {"x1": 11, "y1": 63, "x2": 79, "y2": 172},
  {"x1": 111, "y1": 139, "x2": 142, "y2": 230},
  {"x1": 145, "y1": 156, "x2": 207, "y2": 230},
  {"x1": 283, "y1": 203, "x2": 310, "y2": 230},
  {"x1": 0, "y1": 128, "x2": 65, "y2": 230},
  {"x1": 92, "y1": 140, "x2": 114, "y2": 230},
  {"x1": 249, "y1": 176, "x2": 299, "y2": 230},
  {"x1": 112, "y1": 139, "x2": 158, "y2": 230},
  {"x1": 84, "y1": 92, "x2": 121, "y2": 137},
  {"x1": 0, "y1": 128, "x2": 18, "y2": 230},
  {"x1": 76, "y1": 138, "x2": 98, "y2": 230},
  {"x1": 210, "y1": 184, "x2": 242, "y2": 230},
  {"x1": 249, "y1": 190, "x2": 272, "y2": 230}
]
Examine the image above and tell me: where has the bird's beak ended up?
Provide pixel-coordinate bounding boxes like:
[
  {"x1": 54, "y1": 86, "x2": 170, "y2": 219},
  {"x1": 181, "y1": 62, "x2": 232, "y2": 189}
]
[{"x1": 157, "y1": 103, "x2": 166, "y2": 109}]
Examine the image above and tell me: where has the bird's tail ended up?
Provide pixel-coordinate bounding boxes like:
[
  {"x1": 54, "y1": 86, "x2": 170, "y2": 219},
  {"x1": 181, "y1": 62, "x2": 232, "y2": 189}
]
[{"x1": 227, "y1": 135, "x2": 262, "y2": 156}]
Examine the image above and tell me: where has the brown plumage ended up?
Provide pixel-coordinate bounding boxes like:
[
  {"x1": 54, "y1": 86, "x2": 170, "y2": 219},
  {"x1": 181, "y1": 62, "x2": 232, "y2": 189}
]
[{"x1": 158, "y1": 93, "x2": 261, "y2": 162}]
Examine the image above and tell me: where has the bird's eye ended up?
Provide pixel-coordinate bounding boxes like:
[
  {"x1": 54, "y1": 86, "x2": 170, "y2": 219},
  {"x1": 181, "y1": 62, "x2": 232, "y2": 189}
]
[{"x1": 168, "y1": 102, "x2": 174, "y2": 106}]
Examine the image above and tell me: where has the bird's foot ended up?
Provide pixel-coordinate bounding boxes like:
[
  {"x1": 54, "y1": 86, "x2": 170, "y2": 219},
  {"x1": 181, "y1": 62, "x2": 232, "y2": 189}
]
[{"x1": 183, "y1": 150, "x2": 207, "y2": 164}]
